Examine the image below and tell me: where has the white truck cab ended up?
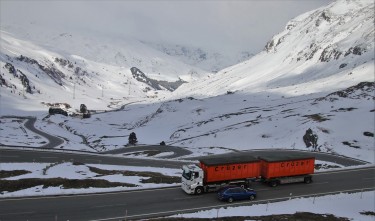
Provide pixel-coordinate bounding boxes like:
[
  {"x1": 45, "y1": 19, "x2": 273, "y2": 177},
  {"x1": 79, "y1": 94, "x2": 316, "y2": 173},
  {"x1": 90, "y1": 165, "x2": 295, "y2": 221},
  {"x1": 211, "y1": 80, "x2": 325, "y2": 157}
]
[{"x1": 181, "y1": 164, "x2": 204, "y2": 194}]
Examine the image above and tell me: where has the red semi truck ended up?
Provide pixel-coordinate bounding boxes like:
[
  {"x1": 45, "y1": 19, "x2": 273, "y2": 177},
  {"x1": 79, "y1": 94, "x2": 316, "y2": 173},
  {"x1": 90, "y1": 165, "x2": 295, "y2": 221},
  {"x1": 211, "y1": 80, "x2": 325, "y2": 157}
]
[{"x1": 181, "y1": 152, "x2": 315, "y2": 194}]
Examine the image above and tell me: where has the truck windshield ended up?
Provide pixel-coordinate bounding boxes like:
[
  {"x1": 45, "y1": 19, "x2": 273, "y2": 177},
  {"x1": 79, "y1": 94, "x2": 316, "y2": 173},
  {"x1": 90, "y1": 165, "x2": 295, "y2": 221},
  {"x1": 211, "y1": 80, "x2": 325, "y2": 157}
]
[{"x1": 182, "y1": 168, "x2": 192, "y2": 180}]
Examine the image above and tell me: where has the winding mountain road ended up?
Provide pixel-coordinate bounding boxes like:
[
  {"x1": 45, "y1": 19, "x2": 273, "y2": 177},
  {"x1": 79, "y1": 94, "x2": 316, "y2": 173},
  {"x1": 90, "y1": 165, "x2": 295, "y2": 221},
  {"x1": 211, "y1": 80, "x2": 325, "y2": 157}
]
[
  {"x1": 0, "y1": 116, "x2": 369, "y2": 168},
  {"x1": 23, "y1": 117, "x2": 65, "y2": 148},
  {"x1": 1, "y1": 116, "x2": 192, "y2": 159},
  {"x1": 0, "y1": 116, "x2": 64, "y2": 149},
  {"x1": 102, "y1": 145, "x2": 192, "y2": 159},
  {"x1": 0, "y1": 116, "x2": 370, "y2": 166}
]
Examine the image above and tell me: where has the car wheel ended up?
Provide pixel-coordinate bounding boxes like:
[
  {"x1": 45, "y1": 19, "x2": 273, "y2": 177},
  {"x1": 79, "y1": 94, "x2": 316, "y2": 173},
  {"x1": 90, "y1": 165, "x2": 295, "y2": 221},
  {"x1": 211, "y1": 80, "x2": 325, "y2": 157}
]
[
  {"x1": 228, "y1": 197, "x2": 234, "y2": 203},
  {"x1": 249, "y1": 195, "x2": 255, "y2": 200}
]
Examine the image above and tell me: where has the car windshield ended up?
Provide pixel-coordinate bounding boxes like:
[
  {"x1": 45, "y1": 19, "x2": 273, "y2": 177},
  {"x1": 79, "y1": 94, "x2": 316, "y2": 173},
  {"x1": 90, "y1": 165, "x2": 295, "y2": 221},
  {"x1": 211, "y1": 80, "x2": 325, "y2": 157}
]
[{"x1": 182, "y1": 168, "x2": 192, "y2": 180}]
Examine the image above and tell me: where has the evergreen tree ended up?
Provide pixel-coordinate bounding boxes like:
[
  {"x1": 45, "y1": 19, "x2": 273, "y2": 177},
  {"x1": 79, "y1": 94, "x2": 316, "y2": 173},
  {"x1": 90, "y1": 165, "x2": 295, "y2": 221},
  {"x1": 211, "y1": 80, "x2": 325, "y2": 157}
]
[
  {"x1": 303, "y1": 128, "x2": 318, "y2": 150},
  {"x1": 128, "y1": 132, "x2": 138, "y2": 145}
]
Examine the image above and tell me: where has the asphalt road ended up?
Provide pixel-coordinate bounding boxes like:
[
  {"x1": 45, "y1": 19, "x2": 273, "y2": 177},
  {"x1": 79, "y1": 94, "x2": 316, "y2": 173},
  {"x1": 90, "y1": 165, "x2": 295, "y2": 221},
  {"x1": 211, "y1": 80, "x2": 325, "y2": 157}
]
[
  {"x1": 1, "y1": 116, "x2": 64, "y2": 149},
  {"x1": 23, "y1": 117, "x2": 64, "y2": 148},
  {"x1": 0, "y1": 146, "x2": 368, "y2": 169},
  {"x1": 0, "y1": 166, "x2": 374, "y2": 221},
  {"x1": 0, "y1": 148, "x2": 187, "y2": 169},
  {"x1": 102, "y1": 145, "x2": 192, "y2": 159}
]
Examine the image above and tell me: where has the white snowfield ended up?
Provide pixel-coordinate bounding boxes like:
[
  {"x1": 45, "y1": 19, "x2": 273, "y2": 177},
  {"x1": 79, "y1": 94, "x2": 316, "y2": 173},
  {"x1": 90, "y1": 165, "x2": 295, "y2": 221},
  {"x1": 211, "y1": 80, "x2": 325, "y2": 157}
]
[
  {"x1": 173, "y1": 191, "x2": 375, "y2": 221},
  {"x1": 0, "y1": 162, "x2": 181, "y2": 198}
]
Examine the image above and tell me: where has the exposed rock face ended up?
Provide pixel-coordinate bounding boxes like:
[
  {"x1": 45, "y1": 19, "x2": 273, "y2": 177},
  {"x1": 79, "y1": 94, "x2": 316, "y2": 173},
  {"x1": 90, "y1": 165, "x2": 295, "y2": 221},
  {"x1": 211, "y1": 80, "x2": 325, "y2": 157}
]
[
  {"x1": 316, "y1": 82, "x2": 375, "y2": 102},
  {"x1": 17, "y1": 55, "x2": 65, "y2": 86},
  {"x1": 18, "y1": 70, "x2": 32, "y2": 94},
  {"x1": 5, "y1": 63, "x2": 16, "y2": 76},
  {"x1": 264, "y1": 0, "x2": 374, "y2": 66},
  {"x1": 130, "y1": 67, "x2": 186, "y2": 92},
  {"x1": 2, "y1": 62, "x2": 33, "y2": 94}
]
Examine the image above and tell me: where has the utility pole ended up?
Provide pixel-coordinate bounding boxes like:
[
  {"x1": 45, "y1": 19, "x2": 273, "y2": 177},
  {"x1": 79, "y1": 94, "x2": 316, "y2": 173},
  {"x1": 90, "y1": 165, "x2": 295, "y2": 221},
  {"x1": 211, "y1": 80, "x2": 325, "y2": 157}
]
[{"x1": 128, "y1": 79, "x2": 131, "y2": 96}]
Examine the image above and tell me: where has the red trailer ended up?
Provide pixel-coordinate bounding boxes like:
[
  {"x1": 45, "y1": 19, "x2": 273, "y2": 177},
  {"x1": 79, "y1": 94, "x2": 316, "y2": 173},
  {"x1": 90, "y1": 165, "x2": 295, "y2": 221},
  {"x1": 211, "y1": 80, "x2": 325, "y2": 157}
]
[
  {"x1": 259, "y1": 153, "x2": 315, "y2": 187},
  {"x1": 199, "y1": 155, "x2": 261, "y2": 183}
]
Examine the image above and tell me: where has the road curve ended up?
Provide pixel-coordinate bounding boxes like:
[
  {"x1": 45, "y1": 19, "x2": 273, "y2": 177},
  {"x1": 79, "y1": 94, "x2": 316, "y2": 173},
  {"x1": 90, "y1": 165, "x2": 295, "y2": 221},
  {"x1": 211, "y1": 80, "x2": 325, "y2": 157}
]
[
  {"x1": 103, "y1": 145, "x2": 192, "y2": 159},
  {"x1": 1, "y1": 116, "x2": 370, "y2": 164},
  {"x1": 24, "y1": 117, "x2": 64, "y2": 148},
  {"x1": 1, "y1": 116, "x2": 192, "y2": 159},
  {"x1": 0, "y1": 116, "x2": 64, "y2": 149},
  {"x1": 0, "y1": 147, "x2": 369, "y2": 169}
]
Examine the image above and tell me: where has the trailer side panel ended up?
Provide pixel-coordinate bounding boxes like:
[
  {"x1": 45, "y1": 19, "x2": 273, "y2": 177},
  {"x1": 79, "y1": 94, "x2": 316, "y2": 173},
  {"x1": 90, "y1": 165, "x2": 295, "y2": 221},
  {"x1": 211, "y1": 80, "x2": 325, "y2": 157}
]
[
  {"x1": 260, "y1": 158, "x2": 315, "y2": 179},
  {"x1": 200, "y1": 161, "x2": 261, "y2": 183}
]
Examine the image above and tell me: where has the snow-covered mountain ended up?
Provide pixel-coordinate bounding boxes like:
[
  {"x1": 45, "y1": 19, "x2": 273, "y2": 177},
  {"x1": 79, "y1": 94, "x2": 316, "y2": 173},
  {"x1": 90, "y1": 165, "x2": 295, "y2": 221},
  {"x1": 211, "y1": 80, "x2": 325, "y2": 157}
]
[
  {"x1": 1, "y1": 24, "x2": 210, "y2": 82},
  {"x1": 0, "y1": 25, "x2": 211, "y2": 115},
  {"x1": 173, "y1": 0, "x2": 374, "y2": 98},
  {"x1": 144, "y1": 42, "x2": 254, "y2": 73},
  {"x1": 0, "y1": 0, "x2": 374, "y2": 163}
]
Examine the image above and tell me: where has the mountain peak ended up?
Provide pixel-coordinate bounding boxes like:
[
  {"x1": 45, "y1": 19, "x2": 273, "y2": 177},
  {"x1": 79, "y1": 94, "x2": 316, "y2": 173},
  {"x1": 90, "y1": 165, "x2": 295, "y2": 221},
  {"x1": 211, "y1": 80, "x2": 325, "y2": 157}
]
[{"x1": 173, "y1": 0, "x2": 374, "y2": 98}]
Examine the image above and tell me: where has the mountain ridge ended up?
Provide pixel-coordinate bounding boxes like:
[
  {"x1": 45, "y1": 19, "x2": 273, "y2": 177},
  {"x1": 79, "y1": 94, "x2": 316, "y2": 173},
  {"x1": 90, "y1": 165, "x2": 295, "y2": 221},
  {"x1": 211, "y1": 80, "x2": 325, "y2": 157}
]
[{"x1": 172, "y1": 0, "x2": 374, "y2": 98}]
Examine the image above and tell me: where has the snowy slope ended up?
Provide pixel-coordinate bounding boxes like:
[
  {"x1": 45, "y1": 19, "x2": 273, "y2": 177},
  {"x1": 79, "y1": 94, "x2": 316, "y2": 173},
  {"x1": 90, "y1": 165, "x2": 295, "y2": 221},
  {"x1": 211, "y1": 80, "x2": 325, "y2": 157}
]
[
  {"x1": 1, "y1": 24, "x2": 210, "y2": 82},
  {"x1": 0, "y1": 0, "x2": 374, "y2": 164},
  {"x1": 0, "y1": 27, "x2": 211, "y2": 116},
  {"x1": 0, "y1": 30, "x2": 144, "y2": 115}
]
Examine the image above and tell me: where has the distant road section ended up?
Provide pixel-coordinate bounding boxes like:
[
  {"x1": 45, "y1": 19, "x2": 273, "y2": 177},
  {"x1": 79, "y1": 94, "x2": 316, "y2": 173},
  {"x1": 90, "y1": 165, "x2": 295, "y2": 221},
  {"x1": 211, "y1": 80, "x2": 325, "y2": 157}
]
[
  {"x1": 103, "y1": 145, "x2": 192, "y2": 159},
  {"x1": 1, "y1": 116, "x2": 64, "y2": 149}
]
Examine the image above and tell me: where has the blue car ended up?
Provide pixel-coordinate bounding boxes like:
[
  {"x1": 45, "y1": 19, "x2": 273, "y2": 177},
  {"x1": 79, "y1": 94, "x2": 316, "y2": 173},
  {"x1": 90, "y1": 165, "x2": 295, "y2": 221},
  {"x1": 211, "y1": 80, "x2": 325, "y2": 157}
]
[{"x1": 217, "y1": 186, "x2": 256, "y2": 203}]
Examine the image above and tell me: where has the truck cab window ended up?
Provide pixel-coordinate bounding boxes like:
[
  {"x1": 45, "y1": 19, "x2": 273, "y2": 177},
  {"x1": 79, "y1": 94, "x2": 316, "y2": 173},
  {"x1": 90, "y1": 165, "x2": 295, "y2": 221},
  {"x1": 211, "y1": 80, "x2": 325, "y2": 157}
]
[{"x1": 182, "y1": 170, "x2": 192, "y2": 180}]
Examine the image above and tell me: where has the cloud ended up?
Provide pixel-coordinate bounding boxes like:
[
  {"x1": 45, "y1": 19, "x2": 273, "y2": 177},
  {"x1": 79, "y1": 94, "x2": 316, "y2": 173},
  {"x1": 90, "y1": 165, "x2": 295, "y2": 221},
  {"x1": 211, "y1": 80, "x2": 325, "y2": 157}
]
[{"x1": 0, "y1": 0, "x2": 332, "y2": 54}]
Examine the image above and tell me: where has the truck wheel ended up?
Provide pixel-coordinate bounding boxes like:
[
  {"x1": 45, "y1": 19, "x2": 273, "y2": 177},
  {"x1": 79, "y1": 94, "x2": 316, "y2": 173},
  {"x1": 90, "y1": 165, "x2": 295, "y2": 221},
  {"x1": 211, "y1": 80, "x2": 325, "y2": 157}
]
[
  {"x1": 195, "y1": 187, "x2": 203, "y2": 195},
  {"x1": 228, "y1": 197, "x2": 234, "y2": 203},
  {"x1": 270, "y1": 181, "x2": 278, "y2": 187},
  {"x1": 249, "y1": 195, "x2": 255, "y2": 201},
  {"x1": 304, "y1": 177, "x2": 312, "y2": 184}
]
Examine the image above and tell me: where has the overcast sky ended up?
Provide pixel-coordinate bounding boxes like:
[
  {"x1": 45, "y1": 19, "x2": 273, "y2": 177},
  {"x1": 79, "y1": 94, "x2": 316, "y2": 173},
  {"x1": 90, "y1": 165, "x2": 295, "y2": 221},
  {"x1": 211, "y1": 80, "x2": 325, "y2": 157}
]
[{"x1": 1, "y1": 0, "x2": 332, "y2": 55}]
